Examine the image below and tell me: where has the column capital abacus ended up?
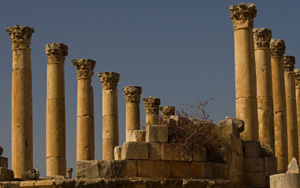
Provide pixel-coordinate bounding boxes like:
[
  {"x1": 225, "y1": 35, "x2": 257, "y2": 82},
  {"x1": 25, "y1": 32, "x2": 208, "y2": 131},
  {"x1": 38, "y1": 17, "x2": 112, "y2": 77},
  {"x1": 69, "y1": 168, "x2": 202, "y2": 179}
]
[
  {"x1": 229, "y1": 3, "x2": 257, "y2": 30},
  {"x1": 143, "y1": 96, "x2": 160, "y2": 115},
  {"x1": 253, "y1": 28, "x2": 272, "y2": 49},
  {"x1": 45, "y1": 43, "x2": 68, "y2": 63},
  {"x1": 6, "y1": 25, "x2": 34, "y2": 49},
  {"x1": 283, "y1": 55, "x2": 295, "y2": 72},
  {"x1": 98, "y1": 72, "x2": 120, "y2": 90},
  {"x1": 123, "y1": 86, "x2": 142, "y2": 103},
  {"x1": 295, "y1": 69, "x2": 300, "y2": 88},
  {"x1": 71, "y1": 59, "x2": 96, "y2": 80},
  {"x1": 160, "y1": 106, "x2": 175, "y2": 119},
  {"x1": 270, "y1": 39, "x2": 286, "y2": 57}
]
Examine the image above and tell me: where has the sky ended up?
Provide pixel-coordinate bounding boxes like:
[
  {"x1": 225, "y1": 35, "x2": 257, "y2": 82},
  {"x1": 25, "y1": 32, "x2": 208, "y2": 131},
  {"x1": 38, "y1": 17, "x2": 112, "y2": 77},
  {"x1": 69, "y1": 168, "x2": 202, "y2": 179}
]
[{"x1": 1, "y1": 1, "x2": 300, "y2": 177}]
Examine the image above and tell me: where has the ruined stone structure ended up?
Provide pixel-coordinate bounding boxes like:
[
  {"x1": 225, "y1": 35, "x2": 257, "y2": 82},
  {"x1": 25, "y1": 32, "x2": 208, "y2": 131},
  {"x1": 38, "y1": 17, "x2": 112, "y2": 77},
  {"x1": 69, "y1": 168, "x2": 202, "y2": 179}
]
[
  {"x1": 72, "y1": 59, "x2": 96, "y2": 161},
  {"x1": 46, "y1": 43, "x2": 68, "y2": 176},
  {"x1": 2, "y1": 2, "x2": 300, "y2": 188},
  {"x1": 6, "y1": 25, "x2": 34, "y2": 178}
]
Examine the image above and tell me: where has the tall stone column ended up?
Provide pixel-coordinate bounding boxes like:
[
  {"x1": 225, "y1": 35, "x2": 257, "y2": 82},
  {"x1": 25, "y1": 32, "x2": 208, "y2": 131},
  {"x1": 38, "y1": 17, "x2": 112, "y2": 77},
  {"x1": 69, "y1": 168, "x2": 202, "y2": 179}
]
[
  {"x1": 45, "y1": 43, "x2": 68, "y2": 176},
  {"x1": 72, "y1": 59, "x2": 96, "y2": 161},
  {"x1": 295, "y1": 69, "x2": 300, "y2": 159},
  {"x1": 283, "y1": 55, "x2": 299, "y2": 162},
  {"x1": 123, "y1": 86, "x2": 142, "y2": 141},
  {"x1": 270, "y1": 39, "x2": 288, "y2": 172},
  {"x1": 229, "y1": 3, "x2": 259, "y2": 141},
  {"x1": 98, "y1": 72, "x2": 120, "y2": 160},
  {"x1": 143, "y1": 96, "x2": 160, "y2": 125},
  {"x1": 253, "y1": 28, "x2": 274, "y2": 150},
  {"x1": 6, "y1": 25, "x2": 34, "y2": 178}
]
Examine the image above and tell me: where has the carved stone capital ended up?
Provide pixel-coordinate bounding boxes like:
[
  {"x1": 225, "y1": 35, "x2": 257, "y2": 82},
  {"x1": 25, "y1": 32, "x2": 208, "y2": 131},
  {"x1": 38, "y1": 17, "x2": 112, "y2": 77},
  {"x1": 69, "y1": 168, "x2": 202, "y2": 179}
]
[
  {"x1": 71, "y1": 59, "x2": 96, "y2": 80},
  {"x1": 253, "y1": 28, "x2": 272, "y2": 49},
  {"x1": 283, "y1": 55, "x2": 295, "y2": 72},
  {"x1": 270, "y1": 39, "x2": 285, "y2": 57},
  {"x1": 229, "y1": 3, "x2": 257, "y2": 30},
  {"x1": 45, "y1": 43, "x2": 68, "y2": 63},
  {"x1": 123, "y1": 86, "x2": 142, "y2": 103},
  {"x1": 160, "y1": 106, "x2": 175, "y2": 119},
  {"x1": 143, "y1": 96, "x2": 160, "y2": 115},
  {"x1": 295, "y1": 69, "x2": 300, "y2": 88},
  {"x1": 98, "y1": 72, "x2": 120, "y2": 90},
  {"x1": 6, "y1": 25, "x2": 34, "y2": 49}
]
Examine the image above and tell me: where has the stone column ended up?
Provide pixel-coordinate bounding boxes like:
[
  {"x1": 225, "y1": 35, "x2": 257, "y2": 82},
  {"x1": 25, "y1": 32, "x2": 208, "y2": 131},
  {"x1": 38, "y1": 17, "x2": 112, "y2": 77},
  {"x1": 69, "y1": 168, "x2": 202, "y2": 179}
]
[
  {"x1": 295, "y1": 69, "x2": 300, "y2": 159},
  {"x1": 6, "y1": 25, "x2": 34, "y2": 178},
  {"x1": 283, "y1": 55, "x2": 299, "y2": 162},
  {"x1": 143, "y1": 96, "x2": 160, "y2": 125},
  {"x1": 229, "y1": 3, "x2": 259, "y2": 141},
  {"x1": 123, "y1": 86, "x2": 142, "y2": 141},
  {"x1": 270, "y1": 39, "x2": 288, "y2": 172},
  {"x1": 253, "y1": 28, "x2": 274, "y2": 150},
  {"x1": 160, "y1": 106, "x2": 175, "y2": 121},
  {"x1": 45, "y1": 43, "x2": 68, "y2": 176},
  {"x1": 98, "y1": 72, "x2": 120, "y2": 160},
  {"x1": 72, "y1": 59, "x2": 96, "y2": 161}
]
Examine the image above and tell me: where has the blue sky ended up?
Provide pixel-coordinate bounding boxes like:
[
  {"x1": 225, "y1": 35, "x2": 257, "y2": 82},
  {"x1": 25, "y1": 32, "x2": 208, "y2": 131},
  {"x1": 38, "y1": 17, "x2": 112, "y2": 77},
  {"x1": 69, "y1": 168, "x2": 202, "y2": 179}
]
[{"x1": 1, "y1": 1, "x2": 300, "y2": 177}]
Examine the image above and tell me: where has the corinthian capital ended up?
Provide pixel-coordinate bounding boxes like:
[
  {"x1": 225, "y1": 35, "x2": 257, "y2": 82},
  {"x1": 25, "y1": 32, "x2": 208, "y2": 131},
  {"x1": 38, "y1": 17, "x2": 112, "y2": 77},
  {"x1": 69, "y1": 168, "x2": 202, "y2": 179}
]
[
  {"x1": 45, "y1": 43, "x2": 68, "y2": 63},
  {"x1": 283, "y1": 55, "x2": 295, "y2": 72},
  {"x1": 98, "y1": 72, "x2": 120, "y2": 90},
  {"x1": 253, "y1": 28, "x2": 272, "y2": 49},
  {"x1": 71, "y1": 59, "x2": 96, "y2": 80},
  {"x1": 160, "y1": 106, "x2": 175, "y2": 120},
  {"x1": 6, "y1": 25, "x2": 34, "y2": 49},
  {"x1": 229, "y1": 3, "x2": 257, "y2": 30},
  {"x1": 270, "y1": 39, "x2": 285, "y2": 57},
  {"x1": 143, "y1": 96, "x2": 160, "y2": 115},
  {"x1": 123, "y1": 86, "x2": 142, "y2": 103},
  {"x1": 295, "y1": 69, "x2": 300, "y2": 88}
]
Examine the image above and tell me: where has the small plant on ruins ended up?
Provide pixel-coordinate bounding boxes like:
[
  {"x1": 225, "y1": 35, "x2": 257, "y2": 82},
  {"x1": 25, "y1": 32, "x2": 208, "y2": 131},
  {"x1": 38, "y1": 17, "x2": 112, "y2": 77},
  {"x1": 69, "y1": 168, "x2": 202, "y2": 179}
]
[{"x1": 159, "y1": 97, "x2": 227, "y2": 162}]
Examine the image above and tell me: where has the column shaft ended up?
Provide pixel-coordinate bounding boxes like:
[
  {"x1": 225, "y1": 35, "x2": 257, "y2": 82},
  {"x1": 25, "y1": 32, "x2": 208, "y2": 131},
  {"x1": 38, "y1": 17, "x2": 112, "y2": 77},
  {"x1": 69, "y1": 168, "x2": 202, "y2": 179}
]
[
  {"x1": 6, "y1": 25, "x2": 34, "y2": 178},
  {"x1": 72, "y1": 59, "x2": 96, "y2": 161},
  {"x1": 284, "y1": 56, "x2": 299, "y2": 162},
  {"x1": 143, "y1": 96, "x2": 160, "y2": 126},
  {"x1": 99, "y1": 72, "x2": 120, "y2": 160},
  {"x1": 253, "y1": 28, "x2": 274, "y2": 150},
  {"x1": 46, "y1": 43, "x2": 68, "y2": 176},
  {"x1": 230, "y1": 3, "x2": 258, "y2": 141},
  {"x1": 295, "y1": 70, "x2": 300, "y2": 159},
  {"x1": 270, "y1": 39, "x2": 288, "y2": 172}
]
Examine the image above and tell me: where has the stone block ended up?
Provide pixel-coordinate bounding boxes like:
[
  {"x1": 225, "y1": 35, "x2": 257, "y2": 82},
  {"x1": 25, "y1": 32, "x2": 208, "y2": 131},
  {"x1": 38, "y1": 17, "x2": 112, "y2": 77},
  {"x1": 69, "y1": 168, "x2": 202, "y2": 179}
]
[
  {"x1": 0, "y1": 167, "x2": 14, "y2": 181},
  {"x1": 218, "y1": 116, "x2": 244, "y2": 137},
  {"x1": 121, "y1": 142, "x2": 148, "y2": 160},
  {"x1": 245, "y1": 172, "x2": 266, "y2": 187},
  {"x1": 146, "y1": 124, "x2": 168, "y2": 142},
  {"x1": 270, "y1": 173, "x2": 300, "y2": 188},
  {"x1": 191, "y1": 162, "x2": 226, "y2": 179},
  {"x1": 229, "y1": 167, "x2": 244, "y2": 185},
  {"x1": 114, "y1": 146, "x2": 122, "y2": 160},
  {"x1": 230, "y1": 151, "x2": 244, "y2": 171},
  {"x1": 21, "y1": 169, "x2": 40, "y2": 180},
  {"x1": 161, "y1": 143, "x2": 181, "y2": 161},
  {"x1": 148, "y1": 143, "x2": 162, "y2": 160},
  {"x1": 265, "y1": 157, "x2": 278, "y2": 176},
  {"x1": 229, "y1": 134, "x2": 243, "y2": 155},
  {"x1": 0, "y1": 157, "x2": 8, "y2": 168},
  {"x1": 171, "y1": 161, "x2": 191, "y2": 178},
  {"x1": 244, "y1": 157, "x2": 264, "y2": 172},
  {"x1": 131, "y1": 130, "x2": 146, "y2": 142},
  {"x1": 244, "y1": 140, "x2": 261, "y2": 158},
  {"x1": 287, "y1": 157, "x2": 299, "y2": 173},
  {"x1": 137, "y1": 160, "x2": 171, "y2": 178},
  {"x1": 192, "y1": 145, "x2": 207, "y2": 162}
]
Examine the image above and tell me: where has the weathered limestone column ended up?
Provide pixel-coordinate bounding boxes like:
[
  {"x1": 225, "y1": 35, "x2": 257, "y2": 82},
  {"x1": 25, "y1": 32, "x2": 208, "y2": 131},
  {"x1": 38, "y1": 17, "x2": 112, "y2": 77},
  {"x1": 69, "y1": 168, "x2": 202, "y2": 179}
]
[
  {"x1": 160, "y1": 106, "x2": 175, "y2": 121},
  {"x1": 253, "y1": 28, "x2": 274, "y2": 150},
  {"x1": 143, "y1": 96, "x2": 160, "y2": 125},
  {"x1": 46, "y1": 43, "x2": 68, "y2": 176},
  {"x1": 295, "y1": 69, "x2": 300, "y2": 159},
  {"x1": 229, "y1": 3, "x2": 259, "y2": 141},
  {"x1": 6, "y1": 25, "x2": 34, "y2": 178},
  {"x1": 123, "y1": 86, "x2": 142, "y2": 141},
  {"x1": 283, "y1": 55, "x2": 299, "y2": 162},
  {"x1": 72, "y1": 59, "x2": 96, "y2": 161},
  {"x1": 98, "y1": 72, "x2": 120, "y2": 160},
  {"x1": 270, "y1": 39, "x2": 288, "y2": 172}
]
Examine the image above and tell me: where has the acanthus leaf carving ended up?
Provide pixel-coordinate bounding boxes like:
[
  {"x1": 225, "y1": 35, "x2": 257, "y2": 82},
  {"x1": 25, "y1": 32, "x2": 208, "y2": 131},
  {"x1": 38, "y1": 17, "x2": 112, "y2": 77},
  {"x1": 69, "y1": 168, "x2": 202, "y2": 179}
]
[
  {"x1": 229, "y1": 3, "x2": 257, "y2": 30},
  {"x1": 123, "y1": 86, "x2": 142, "y2": 103},
  {"x1": 143, "y1": 96, "x2": 160, "y2": 115},
  {"x1": 98, "y1": 72, "x2": 120, "y2": 90},
  {"x1": 6, "y1": 25, "x2": 34, "y2": 49},
  {"x1": 253, "y1": 28, "x2": 272, "y2": 49},
  {"x1": 71, "y1": 59, "x2": 96, "y2": 80}
]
